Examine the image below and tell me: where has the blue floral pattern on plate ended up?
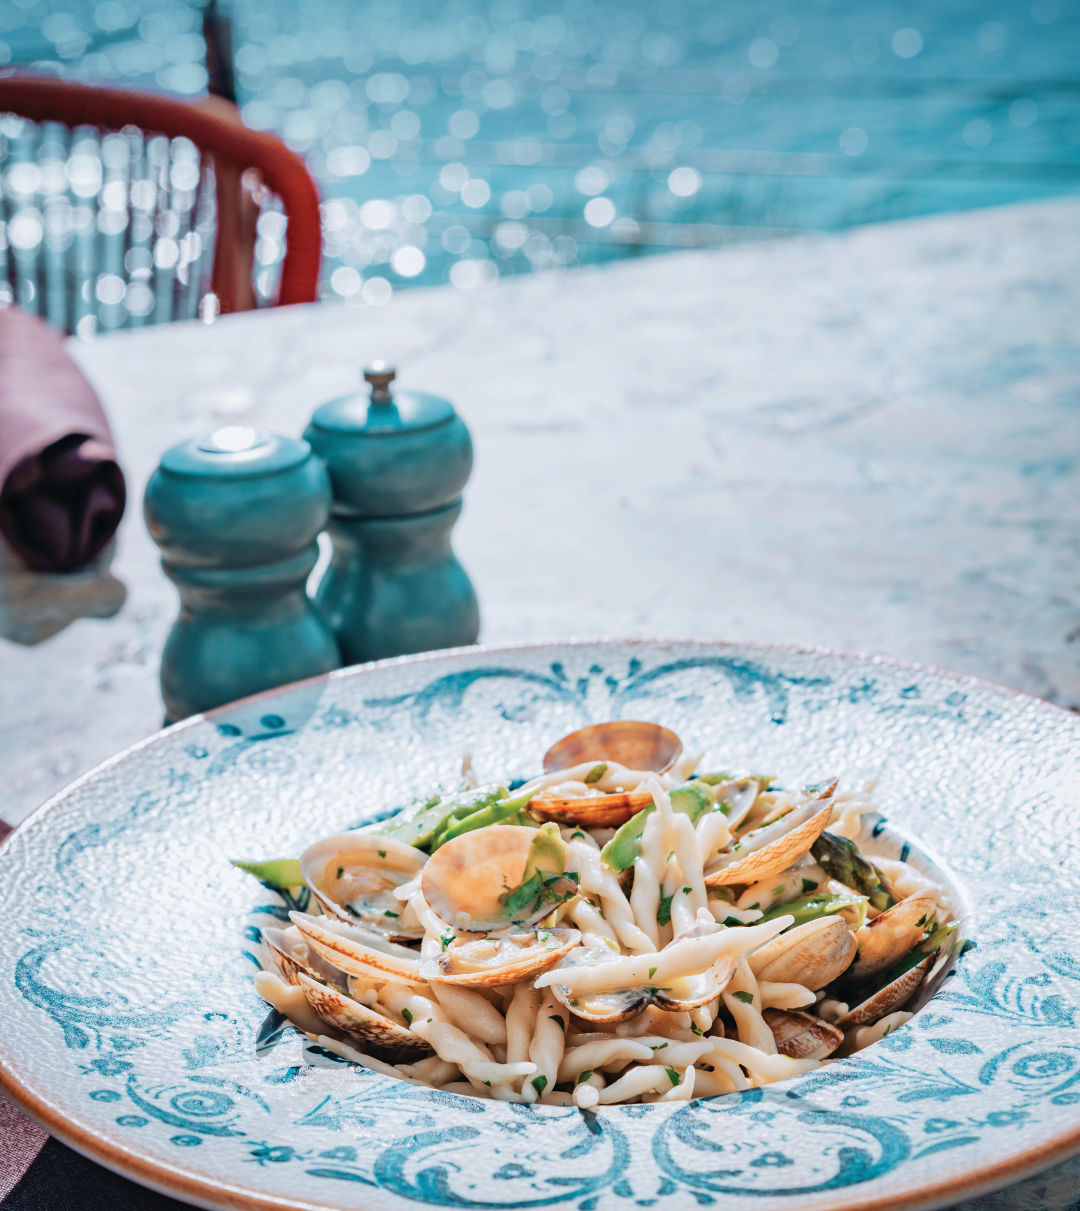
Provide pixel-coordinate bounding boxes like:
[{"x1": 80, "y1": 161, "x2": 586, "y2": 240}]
[{"x1": 1, "y1": 640, "x2": 1079, "y2": 1210}]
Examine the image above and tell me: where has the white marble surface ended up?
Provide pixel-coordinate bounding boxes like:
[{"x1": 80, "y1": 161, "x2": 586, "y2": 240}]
[
  {"x1": 2, "y1": 197, "x2": 1079, "y2": 832},
  {"x1": 1, "y1": 196, "x2": 1079, "y2": 1205}
]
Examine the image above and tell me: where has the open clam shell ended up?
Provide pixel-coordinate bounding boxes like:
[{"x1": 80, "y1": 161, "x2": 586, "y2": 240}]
[
  {"x1": 850, "y1": 891, "x2": 938, "y2": 980},
  {"x1": 262, "y1": 924, "x2": 344, "y2": 987},
  {"x1": 296, "y1": 973, "x2": 431, "y2": 1060},
  {"x1": 299, "y1": 834, "x2": 425, "y2": 939},
  {"x1": 710, "y1": 777, "x2": 761, "y2": 829},
  {"x1": 543, "y1": 720, "x2": 682, "y2": 775},
  {"x1": 547, "y1": 947, "x2": 651, "y2": 1024},
  {"x1": 749, "y1": 915, "x2": 857, "y2": 991},
  {"x1": 421, "y1": 927, "x2": 580, "y2": 987},
  {"x1": 653, "y1": 956, "x2": 736, "y2": 1012},
  {"x1": 836, "y1": 955, "x2": 932, "y2": 1028},
  {"x1": 764, "y1": 1009, "x2": 844, "y2": 1060},
  {"x1": 704, "y1": 782, "x2": 837, "y2": 889},
  {"x1": 290, "y1": 911, "x2": 426, "y2": 984},
  {"x1": 421, "y1": 824, "x2": 562, "y2": 931}
]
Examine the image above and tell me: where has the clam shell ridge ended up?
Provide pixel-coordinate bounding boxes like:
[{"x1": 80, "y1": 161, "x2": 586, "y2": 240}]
[{"x1": 296, "y1": 973, "x2": 431, "y2": 1060}]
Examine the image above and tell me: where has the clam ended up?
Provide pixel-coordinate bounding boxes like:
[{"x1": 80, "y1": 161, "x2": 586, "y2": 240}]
[
  {"x1": 545, "y1": 932, "x2": 734, "y2": 1023},
  {"x1": 547, "y1": 947, "x2": 650, "y2": 1024},
  {"x1": 704, "y1": 781, "x2": 837, "y2": 889},
  {"x1": 530, "y1": 721, "x2": 682, "y2": 828},
  {"x1": 421, "y1": 824, "x2": 572, "y2": 931},
  {"x1": 653, "y1": 956, "x2": 736, "y2": 1013},
  {"x1": 654, "y1": 919, "x2": 737, "y2": 1011},
  {"x1": 764, "y1": 1009, "x2": 844, "y2": 1060},
  {"x1": 543, "y1": 720, "x2": 682, "y2": 775},
  {"x1": 711, "y1": 777, "x2": 761, "y2": 829},
  {"x1": 295, "y1": 973, "x2": 431, "y2": 1059},
  {"x1": 528, "y1": 790, "x2": 656, "y2": 828},
  {"x1": 290, "y1": 911, "x2": 426, "y2": 984},
  {"x1": 420, "y1": 926, "x2": 580, "y2": 987},
  {"x1": 849, "y1": 891, "x2": 937, "y2": 980},
  {"x1": 262, "y1": 924, "x2": 343, "y2": 987},
  {"x1": 749, "y1": 916, "x2": 857, "y2": 991},
  {"x1": 299, "y1": 834, "x2": 425, "y2": 939},
  {"x1": 835, "y1": 955, "x2": 932, "y2": 1029}
]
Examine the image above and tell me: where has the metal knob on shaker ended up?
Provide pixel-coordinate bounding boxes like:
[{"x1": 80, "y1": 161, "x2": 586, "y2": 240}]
[
  {"x1": 304, "y1": 363, "x2": 479, "y2": 664},
  {"x1": 143, "y1": 425, "x2": 341, "y2": 722}
]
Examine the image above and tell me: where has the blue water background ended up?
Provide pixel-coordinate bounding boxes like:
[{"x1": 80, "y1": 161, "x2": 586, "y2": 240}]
[{"x1": 6, "y1": 0, "x2": 1079, "y2": 298}]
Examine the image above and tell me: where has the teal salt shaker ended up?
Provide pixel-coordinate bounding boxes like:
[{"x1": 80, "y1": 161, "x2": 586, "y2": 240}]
[
  {"x1": 143, "y1": 425, "x2": 341, "y2": 722},
  {"x1": 304, "y1": 363, "x2": 479, "y2": 664}
]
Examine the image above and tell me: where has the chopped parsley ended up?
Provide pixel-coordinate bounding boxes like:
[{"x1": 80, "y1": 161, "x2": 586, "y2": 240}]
[
  {"x1": 732, "y1": 990, "x2": 755, "y2": 1005},
  {"x1": 483, "y1": 1080, "x2": 492, "y2": 1087},
  {"x1": 648, "y1": 966, "x2": 658, "y2": 979},
  {"x1": 651, "y1": 1041, "x2": 668, "y2": 1051},
  {"x1": 531, "y1": 1075, "x2": 548, "y2": 1096},
  {"x1": 577, "y1": 1070, "x2": 593, "y2": 1084},
  {"x1": 801, "y1": 878, "x2": 818, "y2": 894},
  {"x1": 665, "y1": 1067, "x2": 680, "y2": 1086},
  {"x1": 499, "y1": 870, "x2": 576, "y2": 918},
  {"x1": 401, "y1": 1007, "x2": 413, "y2": 1025},
  {"x1": 336, "y1": 866, "x2": 344, "y2": 879},
  {"x1": 384, "y1": 910, "x2": 399, "y2": 918},
  {"x1": 682, "y1": 887, "x2": 691, "y2": 895},
  {"x1": 690, "y1": 1023, "x2": 705, "y2": 1037},
  {"x1": 722, "y1": 916, "x2": 743, "y2": 928},
  {"x1": 657, "y1": 894, "x2": 674, "y2": 926},
  {"x1": 441, "y1": 933, "x2": 454, "y2": 951},
  {"x1": 771, "y1": 885, "x2": 786, "y2": 896},
  {"x1": 377, "y1": 850, "x2": 387, "y2": 859},
  {"x1": 583, "y1": 763, "x2": 608, "y2": 784}
]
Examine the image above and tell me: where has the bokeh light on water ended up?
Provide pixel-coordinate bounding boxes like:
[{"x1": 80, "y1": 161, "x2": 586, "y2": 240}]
[{"x1": 5, "y1": 0, "x2": 1080, "y2": 310}]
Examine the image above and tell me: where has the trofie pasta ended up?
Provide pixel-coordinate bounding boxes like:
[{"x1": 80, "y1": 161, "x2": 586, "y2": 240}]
[{"x1": 237, "y1": 720, "x2": 960, "y2": 1105}]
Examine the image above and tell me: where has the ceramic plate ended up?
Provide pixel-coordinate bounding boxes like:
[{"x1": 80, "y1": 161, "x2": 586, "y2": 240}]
[{"x1": 2, "y1": 640, "x2": 1080, "y2": 1211}]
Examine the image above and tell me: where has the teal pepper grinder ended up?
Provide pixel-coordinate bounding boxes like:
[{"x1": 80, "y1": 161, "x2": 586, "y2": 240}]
[
  {"x1": 143, "y1": 425, "x2": 341, "y2": 722},
  {"x1": 304, "y1": 362, "x2": 479, "y2": 663}
]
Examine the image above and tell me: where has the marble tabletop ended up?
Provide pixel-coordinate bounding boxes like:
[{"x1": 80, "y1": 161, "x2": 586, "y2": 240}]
[{"x1": 0, "y1": 197, "x2": 1079, "y2": 1207}]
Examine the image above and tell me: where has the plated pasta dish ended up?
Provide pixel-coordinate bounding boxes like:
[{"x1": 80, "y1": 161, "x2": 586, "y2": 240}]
[{"x1": 237, "y1": 720, "x2": 959, "y2": 1106}]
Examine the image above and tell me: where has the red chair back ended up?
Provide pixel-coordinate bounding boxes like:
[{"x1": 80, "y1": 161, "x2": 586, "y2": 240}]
[{"x1": 0, "y1": 74, "x2": 321, "y2": 328}]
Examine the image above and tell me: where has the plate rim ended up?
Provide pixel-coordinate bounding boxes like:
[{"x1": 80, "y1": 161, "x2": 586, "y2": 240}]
[{"x1": 1, "y1": 634, "x2": 1078, "y2": 1211}]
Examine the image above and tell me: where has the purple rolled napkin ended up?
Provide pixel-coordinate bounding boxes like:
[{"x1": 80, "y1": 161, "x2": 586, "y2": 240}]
[{"x1": 0, "y1": 308, "x2": 125, "y2": 572}]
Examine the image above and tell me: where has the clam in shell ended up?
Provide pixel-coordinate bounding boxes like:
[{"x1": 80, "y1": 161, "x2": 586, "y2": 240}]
[
  {"x1": 421, "y1": 927, "x2": 580, "y2": 987},
  {"x1": 748, "y1": 915, "x2": 857, "y2": 991},
  {"x1": 764, "y1": 1009, "x2": 844, "y2": 1060},
  {"x1": 543, "y1": 720, "x2": 682, "y2": 775},
  {"x1": 262, "y1": 924, "x2": 344, "y2": 987},
  {"x1": 299, "y1": 833, "x2": 425, "y2": 939},
  {"x1": 547, "y1": 947, "x2": 651, "y2": 1024},
  {"x1": 835, "y1": 955, "x2": 933, "y2": 1029},
  {"x1": 296, "y1": 973, "x2": 431, "y2": 1060},
  {"x1": 531, "y1": 721, "x2": 683, "y2": 828},
  {"x1": 421, "y1": 824, "x2": 572, "y2": 931},
  {"x1": 850, "y1": 891, "x2": 938, "y2": 981},
  {"x1": 704, "y1": 781, "x2": 837, "y2": 889}
]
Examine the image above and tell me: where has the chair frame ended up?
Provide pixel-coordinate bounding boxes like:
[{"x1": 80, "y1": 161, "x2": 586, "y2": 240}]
[{"x1": 0, "y1": 73, "x2": 321, "y2": 313}]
